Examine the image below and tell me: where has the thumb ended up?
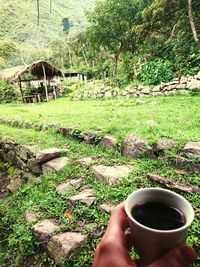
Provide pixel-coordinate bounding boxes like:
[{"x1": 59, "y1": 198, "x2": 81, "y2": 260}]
[{"x1": 148, "y1": 244, "x2": 196, "y2": 267}]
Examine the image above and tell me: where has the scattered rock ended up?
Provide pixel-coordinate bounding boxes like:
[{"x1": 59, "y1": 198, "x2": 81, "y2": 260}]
[
  {"x1": 37, "y1": 123, "x2": 47, "y2": 131},
  {"x1": 81, "y1": 131, "x2": 100, "y2": 144},
  {"x1": 121, "y1": 134, "x2": 154, "y2": 159},
  {"x1": 56, "y1": 178, "x2": 83, "y2": 195},
  {"x1": 187, "y1": 79, "x2": 200, "y2": 91},
  {"x1": 7, "y1": 178, "x2": 23, "y2": 192},
  {"x1": 73, "y1": 157, "x2": 93, "y2": 167},
  {"x1": 157, "y1": 139, "x2": 177, "y2": 150},
  {"x1": 99, "y1": 135, "x2": 118, "y2": 149},
  {"x1": 93, "y1": 165, "x2": 132, "y2": 184},
  {"x1": 33, "y1": 219, "x2": 60, "y2": 242},
  {"x1": 149, "y1": 101, "x2": 157, "y2": 105},
  {"x1": 99, "y1": 203, "x2": 114, "y2": 213},
  {"x1": 183, "y1": 142, "x2": 200, "y2": 161},
  {"x1": 47, "y1": 232, "x2": 87, "y2": 264},
  {"x1": 42, "y1": 157, "x2": 69, "y2": 174},
  {"x1": 174, "y1": 156, "x2": 200, "y2": 173},
  {"x1": 11, "y1": 120, "x2": 19, "y2": 127},
  {"x1": 152, "y1": 92, "x2": 164, "y2": 97},
  {"x1": 68, "y1": 188, "x2": 96, "y2": 206},
  {"x1": 136, "y1": 100, "x2": 145, "y2": 105},
  {"x1": 25, "y1": 210, "x2": 39, "y2": 223},
  {"x1": 59, "y1": 126, "x2": 75, "y2": 137},
  {"x1": 36, "y1": 148, "x2": 61, "y2": 164}
]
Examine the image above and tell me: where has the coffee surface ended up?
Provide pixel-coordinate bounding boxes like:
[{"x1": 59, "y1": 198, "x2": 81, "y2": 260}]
[{"x1": 131, "y1": 202, "x2": 185, "y2": 230}]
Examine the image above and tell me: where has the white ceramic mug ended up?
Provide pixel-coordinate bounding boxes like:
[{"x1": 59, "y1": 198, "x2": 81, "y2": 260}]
[{"x1": 125, "y1": 188, "x2": 195, "y2": 264}]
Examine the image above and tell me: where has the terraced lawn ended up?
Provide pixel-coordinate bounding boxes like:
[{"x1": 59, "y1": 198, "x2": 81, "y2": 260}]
[
  {"x1": 0, "y1": 96, "x2": 200, "y2": 142},
  {"x1": 0, "y1": 96, "x2": 200, "y2": 266}
]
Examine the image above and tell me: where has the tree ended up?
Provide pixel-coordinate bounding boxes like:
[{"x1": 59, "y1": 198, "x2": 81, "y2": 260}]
[
  {"x1": 86, "y1": 0, "x2": 147, "y2": 76},
  {"x1": 188, "y1": 0, "x2": 200, "y2": 51}
]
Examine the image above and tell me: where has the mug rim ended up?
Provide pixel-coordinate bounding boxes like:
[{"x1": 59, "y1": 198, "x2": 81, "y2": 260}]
[{"x1": 125, "y1": 187, "x2": 195, "y2": 234}]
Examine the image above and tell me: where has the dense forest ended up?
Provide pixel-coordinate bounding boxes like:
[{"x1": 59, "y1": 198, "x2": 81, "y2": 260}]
[{"x1": 0, "y1": 0, "x2": 200, "y2": 85}]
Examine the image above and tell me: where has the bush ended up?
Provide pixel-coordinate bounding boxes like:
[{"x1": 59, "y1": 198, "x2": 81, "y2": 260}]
[
  {"x1": 0, "y1": 80, "x2": 19, "y2": 103},
  {"x1": 137, "y1": 59, "x2": 174, "y2": 85}
]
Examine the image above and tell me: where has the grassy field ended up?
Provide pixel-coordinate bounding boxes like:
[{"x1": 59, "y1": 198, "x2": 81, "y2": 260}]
[
  {"x1": 0, "y1": 96, "x2": 200, "y2": 266},
  {"x1": 0, "y1": 96, "x2": 200, "y2": 142}
]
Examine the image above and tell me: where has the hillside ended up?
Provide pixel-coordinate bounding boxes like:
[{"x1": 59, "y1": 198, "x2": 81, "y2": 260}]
[{"x1": 0, "y1": 0, "x2": 95, "y2": 47}]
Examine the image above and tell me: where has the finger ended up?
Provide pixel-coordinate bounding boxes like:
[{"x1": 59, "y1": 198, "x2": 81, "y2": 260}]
[
  {"x1": 102, "y1": 202, "x2": 131, "y2": 247},
  {"x1": 108, "y1": 202, "x2": 130, "y2": 232},
  {"x1": 148, "y1": 243, "x2": 196, "y2": 267}
]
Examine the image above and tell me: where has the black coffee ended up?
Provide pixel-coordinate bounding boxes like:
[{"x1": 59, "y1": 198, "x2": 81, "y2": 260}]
[{"x1": 131, "y1": 202, "x2": 186, "y2": 230}]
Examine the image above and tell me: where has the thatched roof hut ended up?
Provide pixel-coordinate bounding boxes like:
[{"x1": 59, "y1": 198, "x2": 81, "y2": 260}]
[
  {"x1": 0, "y1": 60, "x2": 63, "y2": 81},
  {"x1": 0, "y1": 60, "x2": 63, "y2": 102}
]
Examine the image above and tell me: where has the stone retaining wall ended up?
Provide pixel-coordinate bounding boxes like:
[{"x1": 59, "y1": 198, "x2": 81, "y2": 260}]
[
  {"x1": 0, "y1": 137, "x2": 69, "y2": 194},
  {"x1": 73, "y1": 73, "x2": 200, "y2": 100},
  {"x1": 1, "y1": 117, "x2": 200, "y2": 173}
]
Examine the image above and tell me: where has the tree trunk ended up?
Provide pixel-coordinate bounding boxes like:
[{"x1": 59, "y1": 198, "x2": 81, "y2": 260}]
[
  {"x1": 37, "y1": 0, "x2": 40, "y2": 25},
  {"x1": 81, "y1": 47, "x2": 89, "y2": 67},
  {"x1": 113, "y1": 54, "x2": 119, "y2": 77},
  {"x1": 50, "y1": 0, "x2": 52, "y2": 13},
  {"x1": 188, "y1": 0, "x2": 200, "y2": 51}
]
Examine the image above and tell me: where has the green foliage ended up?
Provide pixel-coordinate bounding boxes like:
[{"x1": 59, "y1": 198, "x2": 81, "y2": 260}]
[
  {"x1": 138, "y1": 59, "x2": 174, "y2": 85},
  {"x1": 0, "y1": 80, "x2": 19, "y2": 103},
  {"x1": 0, "y1": 0, "x2": 95, "y2": 46}
]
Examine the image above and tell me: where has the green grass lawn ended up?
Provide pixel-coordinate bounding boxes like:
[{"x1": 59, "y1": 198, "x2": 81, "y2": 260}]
[
  {"x1": 0, "y1": 96, "x2": 200, "y2": 266},
  {"x1": 0, "y1": 96, "x2": 200, "y2": 142}
]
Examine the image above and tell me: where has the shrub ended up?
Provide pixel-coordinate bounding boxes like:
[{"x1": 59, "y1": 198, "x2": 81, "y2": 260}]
[
  {"x1": 137, "y1": 59, "x2": 174, "y2": 85},
  {"x1": 0, "y1": 80, "x2": 19, "y2": 103}
]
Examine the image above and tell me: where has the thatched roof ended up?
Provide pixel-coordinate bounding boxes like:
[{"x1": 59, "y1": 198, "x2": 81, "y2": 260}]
[{"x1": 0, "y1": 60, "x2": 63, "y2": 81}]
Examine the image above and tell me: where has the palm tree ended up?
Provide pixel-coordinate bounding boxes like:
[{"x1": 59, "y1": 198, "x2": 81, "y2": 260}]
[
  {"x1": 37, "y1": 0, "x2": 52, "y2": 25},
  {"x1": 37, "y1": 0, "x2": 40, "y2": 25},
  {"x1": 50, "y1": 0, "x2": 52, "y2": 13}
]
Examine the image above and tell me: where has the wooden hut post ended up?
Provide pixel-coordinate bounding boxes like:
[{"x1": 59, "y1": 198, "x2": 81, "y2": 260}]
[
  {"x1": 18, "y1": 75, "x2": 24, "y2": 100},
  {"x1": 42, "y1": 63, "x2": 49, "y2": 101}
]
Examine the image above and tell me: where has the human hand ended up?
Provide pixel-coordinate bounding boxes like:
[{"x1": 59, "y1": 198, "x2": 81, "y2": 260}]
[{"x1": 92, "y1": 203, "x2": 196, "y2": 267}]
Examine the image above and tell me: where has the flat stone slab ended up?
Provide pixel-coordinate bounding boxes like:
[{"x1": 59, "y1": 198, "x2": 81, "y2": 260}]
[
  {"x1": 47, "y1": 232, "x2": 87, "y2": 264},
  {"x1": 73, "y1": 157, "x2": 93, "y2": 167},
  {"x1": 25, "y1": 210, "x2": 39, "y2": 223},
  {"x1": 121, "y1": 134, "x2": 154, "y2": 159},
  {"x1": 68, "y1": 188, "x2": 95, "y2": 206},
  {"x1": 36, "y1": 148, "x2": 61, "y2": 164},
  {"x1": 56, "y1": 178, "x2": 83, "y2": 195},
  {"x1": 42, "y1": 157, "x2": 69, "y2": 174},
  {"x1": 183, "y1": 142, "x2": 200, "y2": 161},
  {"x1": 93, "y1": 165, "x2": 132, "y2": 184},
  {"x1": 33, "y1": 219, "x2": 60, "y2": 242},
  {"x1": 99, "y1": 203, "x2": 115, "y2": 213},
  {"x1": 157, "y1": 139, "x2": 177, "y2": 150},
  {"x1": 99, "y1": 135, "x2": 118, "y2": 149}
]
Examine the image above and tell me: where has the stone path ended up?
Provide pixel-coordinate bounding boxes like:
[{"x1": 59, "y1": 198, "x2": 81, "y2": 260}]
[
  {"x1": 29, "y1": 151, "x2": 134, "y2": 264},
  {"x1": 42, "y1": 157, "x2": 69, "y2": 174},
  {"x1": 13, "y1": 140, "x2": 200, "y2": 265},
  {"x1": 93, "y1": 165, "x2": 133, "y2": 184}
]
